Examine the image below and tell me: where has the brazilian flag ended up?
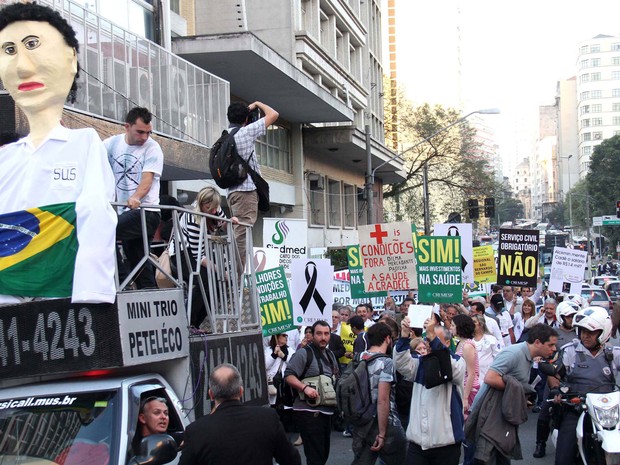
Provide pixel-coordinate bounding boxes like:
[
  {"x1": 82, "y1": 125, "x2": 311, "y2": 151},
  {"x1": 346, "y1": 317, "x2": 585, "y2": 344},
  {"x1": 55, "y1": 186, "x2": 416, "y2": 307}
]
[{"x1": 0, "y1": 203, "x2": 77, "y2": 297}]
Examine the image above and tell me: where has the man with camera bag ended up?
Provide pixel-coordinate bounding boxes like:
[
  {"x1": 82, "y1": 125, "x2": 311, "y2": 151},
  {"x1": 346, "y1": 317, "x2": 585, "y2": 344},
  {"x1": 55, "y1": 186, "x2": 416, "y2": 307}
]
[
  {"x1": 284, "y1": 321, "x2": 339, "y2": 465},
  {"x1": 225, "y1": 101, "x2": 278, "y2": 271}
]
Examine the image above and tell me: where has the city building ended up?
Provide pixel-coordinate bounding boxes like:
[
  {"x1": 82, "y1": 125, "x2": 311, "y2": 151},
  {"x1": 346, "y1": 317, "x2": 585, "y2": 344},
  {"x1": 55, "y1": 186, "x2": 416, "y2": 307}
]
[
  {"x1": 576, "y1": 34, "x2": 620, "y2": 178},
  {"x1": 531, "y1": 105, "x2": 559, "y2": 220},
  {"x1": 512, "y1": 158, "x2": 531, "y2": 219}
]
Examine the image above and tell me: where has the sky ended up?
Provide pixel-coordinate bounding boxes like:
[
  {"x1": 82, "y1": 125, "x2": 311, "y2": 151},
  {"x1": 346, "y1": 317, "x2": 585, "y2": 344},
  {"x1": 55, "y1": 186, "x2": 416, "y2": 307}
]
[{"x1": 391, "y1": 0, "x2": 620, "y2": 173}]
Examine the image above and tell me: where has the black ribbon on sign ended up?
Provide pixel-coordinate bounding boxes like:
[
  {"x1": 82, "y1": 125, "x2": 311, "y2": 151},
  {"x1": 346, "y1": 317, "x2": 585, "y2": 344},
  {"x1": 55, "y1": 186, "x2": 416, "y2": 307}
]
[
  {"x1": 447, "y1": 226, "x2": 468, "y2": 272},
  {"x1": 254, "y1": 250, "x2": 267, "y2": 272},
  {"x1": 299, "y1": 261, "x2": 327, "y2": 314}
]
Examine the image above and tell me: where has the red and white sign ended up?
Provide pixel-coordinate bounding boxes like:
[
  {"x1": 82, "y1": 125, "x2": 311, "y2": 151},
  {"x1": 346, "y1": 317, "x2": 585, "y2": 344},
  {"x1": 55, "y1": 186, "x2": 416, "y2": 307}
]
[{"x1": 358, "y1": 222, "x2": 417, "y2": 292}]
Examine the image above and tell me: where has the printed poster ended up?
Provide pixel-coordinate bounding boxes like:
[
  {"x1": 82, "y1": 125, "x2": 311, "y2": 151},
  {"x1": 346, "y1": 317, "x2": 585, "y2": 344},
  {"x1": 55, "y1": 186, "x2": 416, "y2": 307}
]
[
  {"x1": 252, "y1": 247, "x2": 280, "y2": 272},
  {"x1": 473, "y1": 245, "x2": 496, "y2": 283},
  {"x1": 291, "y1": 259, "x2": 333, "y2": 326},
  {"x1": 434, "y1": 223, "x2": 473, "y2": 285},
  {"x1": 347, "y1": 245, "x2": 387, "y2": 299},
  {"x1": 497, "y1": 228, "x2": 539, "y2": 287},
  {"x1": 256, "y1": 266, "x2": 294, "y2": 336},
  {"x1": 333, "y1": 271, "x2": 406, "y2": 308},
  {"x1": 358, "y1": 222, "x2": 417, "y2": 293},
  {"x1": 414, "y1": 235, "x2": 462, "y2": 303},
  {"x1": 549, "y1": 247, "x2": 587, "y2": 294},
  {"x1": 262, "y1": 218, "x2": 308, "y2": 274}
]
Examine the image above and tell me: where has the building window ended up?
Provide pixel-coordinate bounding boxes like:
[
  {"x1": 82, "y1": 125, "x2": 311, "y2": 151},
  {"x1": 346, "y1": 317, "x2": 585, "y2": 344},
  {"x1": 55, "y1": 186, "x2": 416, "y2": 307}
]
[
  {"x1": 613, "y1": 116, "x2": 620, "y2": 125},
  {"x1": 580, "y1": 74, "x2": 590, "y2": 83},
  {"x1": 591, "y1": 72, "x2": 601, "y2": 81},
  {"x1": 581, "y1": 105, "x2": 590, "y2": 115},
  {"x1": 580, "y1": 91, "x2": 590, "y2": 100},
  {"x1": 613, "y1": 103, "x2": 620, "y2": 112},
  {"x1": 580, "y1": 59, "x2": 589, "y2": 69},
  {"x1": 592, "y1": 118, "x2": 603, "y2": 126},
  {"x1": 170, "y1": 0, "x2": 180, "y2": 14},
  {"x1": 593, "y1": 132, "x2": 603, "y2": 140},
  {"x1": 343, "y1": 184, "x2": 356, "y2": 228},
  {"x1": 327, "y1": 179, "x2": 342, "y2": 227},
  {"x1": 582, "y1": 119, "x2": 590, "y2": 127},
  {"x1": 613, "y1": 57, "x2": 620, "y2": 66},
  {"x1": 613, "y1": 89, "x2": 620, "y2": 97},
  {"x1": 614, "y1": 130, "x2": 620, "y2": 136},
  {"x1": 591, "y1": 44, "x2": 601, "y2": 53},
  {"x1": 580, "y1": 45, "x2": 588, "y2": 54},
  {"x1": 582, "y1": 132, "x2": 591, "y2": 141},
  {"x1": 613, "y1": 43, "x2": 620, "y2": 51},
  {"x1": 309, "y1": 175, "x2": 325, "y2": 226},
  {"x1": 591, "y1": 58, "x2": 601, "y2": 67},
  {"x1": 582, "y1": 146, "x2": 592, "y2": 157},
  {"x1": 592, "y1": 104, "x2": 602, "y2": 113},
  {"x1": 613, "y1": 71, "x2": 620, "y2": 80},
  {"x1": 591, "y1": 90, "x2": 602, "y2": 98},
  {"x1": 255, "y1": 125, "x2": 291, "y2": 173}
]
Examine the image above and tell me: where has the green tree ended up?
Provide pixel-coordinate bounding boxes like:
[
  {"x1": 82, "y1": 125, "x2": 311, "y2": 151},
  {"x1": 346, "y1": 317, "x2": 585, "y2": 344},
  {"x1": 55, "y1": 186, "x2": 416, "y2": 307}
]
[{"x1": 382, "y1": 103, "x2": 496, "y2": 225}]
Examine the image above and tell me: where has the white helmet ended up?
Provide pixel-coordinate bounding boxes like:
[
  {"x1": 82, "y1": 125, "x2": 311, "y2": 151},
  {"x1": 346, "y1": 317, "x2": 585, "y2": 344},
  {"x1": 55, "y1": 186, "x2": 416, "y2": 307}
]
[
  {"x1": 573, "y1": 306, "x2": 612, "y2": 345},
  {"x1": 564, "y1": 294, "x2": 587, "y2": 309},
  {"x1": 557, "y1": 301, "x2": 580, "y2": 325}
]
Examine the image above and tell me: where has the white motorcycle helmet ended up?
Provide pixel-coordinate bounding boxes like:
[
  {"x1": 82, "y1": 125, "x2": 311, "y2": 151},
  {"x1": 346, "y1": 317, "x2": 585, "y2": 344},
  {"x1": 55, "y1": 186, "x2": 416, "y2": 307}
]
[
  {"x1": 557, "y1": 300, "x2": 580, "y2": 326},
  {"x1": 564, "y1": 294, "x2": 587, "y2": 309},
  {"x1": 573, "y1": 306, "x2": 612, "y2": 345}
]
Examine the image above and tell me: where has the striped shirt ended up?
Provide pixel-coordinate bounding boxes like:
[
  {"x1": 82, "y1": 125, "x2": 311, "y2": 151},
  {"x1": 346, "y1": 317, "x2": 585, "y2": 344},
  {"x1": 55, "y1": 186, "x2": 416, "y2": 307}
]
[{"x1": 171, "y1": 207, "x2": 226, "y2": 260}]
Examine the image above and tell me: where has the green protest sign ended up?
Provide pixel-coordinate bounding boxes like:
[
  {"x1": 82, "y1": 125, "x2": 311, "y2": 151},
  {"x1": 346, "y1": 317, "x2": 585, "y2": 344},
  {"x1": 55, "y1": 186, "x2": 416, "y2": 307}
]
[
  {"x1": 414, "y1": 236, "x2": 462, "y2": 303},
  {"x1": 347, "y1": 245, "x2": 386, "y2": 299},
  {"x1": 256, "y1": 266, "x2": 294, "y2": 336}
]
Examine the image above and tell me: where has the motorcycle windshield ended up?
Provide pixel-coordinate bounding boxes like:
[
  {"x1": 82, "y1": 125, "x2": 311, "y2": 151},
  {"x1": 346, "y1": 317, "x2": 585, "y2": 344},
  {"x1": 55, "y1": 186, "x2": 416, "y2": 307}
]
[{"x1": 0, "y1": 390, "x2": 118, "y2": 465}]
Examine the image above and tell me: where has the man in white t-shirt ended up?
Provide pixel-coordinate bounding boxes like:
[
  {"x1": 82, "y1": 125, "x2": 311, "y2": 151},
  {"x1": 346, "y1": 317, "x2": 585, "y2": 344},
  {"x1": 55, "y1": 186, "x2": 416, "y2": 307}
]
[
  {"x1": 105, "y1": 107, "x2": 163, "y2": 289},
  {"x1": 487, "y1": 293, "x2": 515, "y2": 346}
]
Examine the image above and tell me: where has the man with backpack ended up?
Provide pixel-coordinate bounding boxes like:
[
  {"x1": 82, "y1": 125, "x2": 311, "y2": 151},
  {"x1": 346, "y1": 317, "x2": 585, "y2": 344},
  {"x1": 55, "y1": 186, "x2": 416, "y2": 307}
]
[
  {"x1": 347, "y1": 323, "x2": 406, "y2": 465},
  {"x1": 284, "y1": 321, "x2": 339, "y2": 465},
  {"x1": 224, "y1": 101, "x2": 278, "y2": 271}
]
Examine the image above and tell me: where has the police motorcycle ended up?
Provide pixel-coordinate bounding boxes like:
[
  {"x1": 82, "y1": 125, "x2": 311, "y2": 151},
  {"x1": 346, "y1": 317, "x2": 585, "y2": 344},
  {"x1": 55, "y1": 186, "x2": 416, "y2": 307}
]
[{"x1": 539, "y1": 307, "x2": 620, "y2": 465}]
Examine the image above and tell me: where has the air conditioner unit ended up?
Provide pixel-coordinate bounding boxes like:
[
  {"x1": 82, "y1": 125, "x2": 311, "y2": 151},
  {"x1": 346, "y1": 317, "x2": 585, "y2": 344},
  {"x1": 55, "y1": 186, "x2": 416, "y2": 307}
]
[
  {"x1": 129, "y1": 67, "x2": 152, "y2": 108},
  {"x1": 308, "y1": 173, "x2": 324, "y2": 190}
]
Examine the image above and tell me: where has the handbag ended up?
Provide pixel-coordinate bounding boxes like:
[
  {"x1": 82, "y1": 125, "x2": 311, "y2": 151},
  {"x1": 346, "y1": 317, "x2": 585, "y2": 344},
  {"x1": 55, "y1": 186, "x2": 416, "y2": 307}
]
[
  {"x1": 155, "y1": 243, "x2": 175, "y2": 289},
  {"x1": 299, "y1": 374, "x2": 337, "y2": 407},
  {"x1": 268, "y1": 359, "x2": 284, "y2": 397},
  {"x1": 421, "y1": 347, "x2": 453, "y2": 389},
  {"x1": 239, "y1": 151, "x2": 270, "y2": 212}
]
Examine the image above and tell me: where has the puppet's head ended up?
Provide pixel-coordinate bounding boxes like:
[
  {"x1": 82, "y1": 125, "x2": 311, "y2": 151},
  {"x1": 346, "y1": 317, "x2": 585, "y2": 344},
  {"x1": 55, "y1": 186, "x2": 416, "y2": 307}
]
[{"x1": 0, "y1": 2, "x2": 80, "y2": 115}]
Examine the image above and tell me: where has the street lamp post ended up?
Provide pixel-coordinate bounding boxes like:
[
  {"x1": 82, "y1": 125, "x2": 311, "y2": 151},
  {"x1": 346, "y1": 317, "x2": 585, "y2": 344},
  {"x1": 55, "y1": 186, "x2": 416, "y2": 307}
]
[{"x1": 365, "y1": 108, "x2": 500, "y2": 232}]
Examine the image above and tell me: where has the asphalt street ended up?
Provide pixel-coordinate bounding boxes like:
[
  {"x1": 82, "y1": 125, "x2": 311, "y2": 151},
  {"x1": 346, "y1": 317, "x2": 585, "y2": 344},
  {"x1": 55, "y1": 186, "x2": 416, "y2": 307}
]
[{"x1": 294, "y1": 408, "x2": 556, "y2": 465}]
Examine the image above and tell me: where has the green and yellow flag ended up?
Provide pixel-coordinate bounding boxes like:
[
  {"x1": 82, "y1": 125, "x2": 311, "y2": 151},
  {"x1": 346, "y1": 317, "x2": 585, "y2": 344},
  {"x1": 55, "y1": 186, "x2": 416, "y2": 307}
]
[{"x1": 0, "y1": 203, "x2": 77, "y2": 297}]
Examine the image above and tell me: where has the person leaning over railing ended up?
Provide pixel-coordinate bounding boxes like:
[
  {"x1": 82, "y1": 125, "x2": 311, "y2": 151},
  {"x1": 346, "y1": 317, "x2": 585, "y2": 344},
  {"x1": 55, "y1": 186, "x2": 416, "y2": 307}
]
[{"x1": 169, "y1": 186, "x2": 238, "y2": 328}]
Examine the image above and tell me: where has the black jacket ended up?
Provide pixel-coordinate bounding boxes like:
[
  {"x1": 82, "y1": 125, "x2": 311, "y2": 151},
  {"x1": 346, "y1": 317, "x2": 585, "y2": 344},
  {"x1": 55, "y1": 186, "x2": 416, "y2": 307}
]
[{"x1": 179, "y1": 400, "x2": 300, "y2": 465}]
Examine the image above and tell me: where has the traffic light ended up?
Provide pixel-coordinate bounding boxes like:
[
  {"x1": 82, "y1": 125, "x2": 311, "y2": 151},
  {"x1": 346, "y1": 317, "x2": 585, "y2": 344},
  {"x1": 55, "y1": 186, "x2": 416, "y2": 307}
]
[
  {"x1": 616, "y1": 200, "x2": 620, "y2": 218},
  {"x1": 468, "y1": 199, "x2": 479, "y2": 219},
  {"x1": 485, "y1": 198, "x2": 495, "y2": 218}
]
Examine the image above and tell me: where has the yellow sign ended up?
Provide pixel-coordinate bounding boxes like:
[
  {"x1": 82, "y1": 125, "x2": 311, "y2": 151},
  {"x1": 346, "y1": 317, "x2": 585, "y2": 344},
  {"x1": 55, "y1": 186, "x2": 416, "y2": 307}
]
[{"x1": 473, "y1": 246, "x2": 496, "y2": 283}]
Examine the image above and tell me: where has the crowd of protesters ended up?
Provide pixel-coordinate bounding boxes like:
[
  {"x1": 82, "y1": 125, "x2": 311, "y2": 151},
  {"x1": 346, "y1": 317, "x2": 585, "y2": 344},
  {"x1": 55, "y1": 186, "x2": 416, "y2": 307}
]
[{"x1": 262, "y1": 282, "x2": 610, "y2": 465}]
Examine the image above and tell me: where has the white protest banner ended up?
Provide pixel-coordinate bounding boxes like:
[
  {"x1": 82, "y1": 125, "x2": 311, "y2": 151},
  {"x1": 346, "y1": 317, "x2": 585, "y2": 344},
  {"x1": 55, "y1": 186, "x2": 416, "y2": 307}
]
[
  {"x1": 408, "y1": 304, "x2": 433, "y2": 329},
  {"x1": 358, "y1": 222, "x2": 417, "y2": 292},
  {"x1": 262, "y1": 218, "x2": 308, "y2": 274},
  {"x1": 252, "y1": 247, "x2": 281, "y2": 272},
  {"x1": 332, "y1": 273, "x2": 408, "y2": 308},
  {"x1": 434, "y1": 223, "x2": 473, "y2": 285},
  {"x1": 549, "y1": 247, "x2": 588, "y2": 294},
  {"x1": 291, "y1": 259, "x2": 333, "y2": 326}
]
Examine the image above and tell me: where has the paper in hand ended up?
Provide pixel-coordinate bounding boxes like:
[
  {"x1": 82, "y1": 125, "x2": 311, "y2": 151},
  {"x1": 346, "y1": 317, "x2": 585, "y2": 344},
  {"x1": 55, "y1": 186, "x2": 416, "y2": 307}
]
[{"x1": 408, "y1": 304, "x2": 433, "y2": 329}]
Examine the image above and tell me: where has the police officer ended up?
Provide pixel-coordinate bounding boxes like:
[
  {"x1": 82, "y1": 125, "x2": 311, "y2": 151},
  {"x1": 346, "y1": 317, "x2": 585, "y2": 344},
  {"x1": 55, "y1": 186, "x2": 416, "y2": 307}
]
[
  {"x1": 533, "y1": 300, "x2": 579, "y2": 458},
  {"x1": 548, "y1": 306, "x2": 620, "y2": 465}
]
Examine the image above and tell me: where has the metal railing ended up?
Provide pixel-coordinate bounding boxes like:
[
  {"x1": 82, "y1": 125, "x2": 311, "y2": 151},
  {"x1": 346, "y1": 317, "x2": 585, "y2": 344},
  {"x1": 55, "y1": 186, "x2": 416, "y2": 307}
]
[{"x1": 115, "y1": 204, "x2": 260, "y2": 334}]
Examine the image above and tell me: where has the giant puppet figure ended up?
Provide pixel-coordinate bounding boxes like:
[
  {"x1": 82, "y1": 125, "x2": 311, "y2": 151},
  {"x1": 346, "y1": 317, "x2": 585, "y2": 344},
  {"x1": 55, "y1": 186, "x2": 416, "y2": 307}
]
[{"x1": 0, "y1": 2, "x2": 117, "y2": 305}]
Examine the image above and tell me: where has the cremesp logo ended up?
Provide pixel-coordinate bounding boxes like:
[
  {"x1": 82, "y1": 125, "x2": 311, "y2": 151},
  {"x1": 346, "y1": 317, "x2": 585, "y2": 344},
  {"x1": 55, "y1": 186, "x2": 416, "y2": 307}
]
[{"x1": 272, "y1": 220, "x2": 290, "y2": 245}]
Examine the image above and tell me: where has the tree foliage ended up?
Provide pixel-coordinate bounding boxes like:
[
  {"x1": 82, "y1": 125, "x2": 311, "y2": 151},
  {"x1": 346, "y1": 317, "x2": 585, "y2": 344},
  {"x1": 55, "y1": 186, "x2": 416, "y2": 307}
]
[{"x1": 382, "y1": 100, "x2": 497, "y2": 225}]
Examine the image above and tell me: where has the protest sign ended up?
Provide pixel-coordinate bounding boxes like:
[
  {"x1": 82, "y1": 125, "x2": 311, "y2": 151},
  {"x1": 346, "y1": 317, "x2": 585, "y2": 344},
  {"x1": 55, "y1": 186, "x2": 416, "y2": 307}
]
[
  {"x1": 434, "y1": 223, "x2": 473, "y2": 284},
  {"x1": 262, "y1": 218, "x2": 308, "y2": 274},
  {"x1": 291, "y1": 259, "x2": 333, "y2": 326},
  {"x1": 497, "y1": 228, "x2": 539, "y2": 287},
  {"x1": 252, "y1": 247, "x2": 280, "y2": 272},
  {"x1": 473, "y1": 245, "x2": 496, "y2": 283},
  {"x1": 549, "y1": 247, "x2": 588, "y2": 294},
  {"x1": 347, "y1": 245, "x2": 387, "y2": 299},
  {"x1": 333, "y1": 273, "x2": 406, "y2": 308},
  {"x1": 408, "y1": 304, "x2": 433, "y2": 329},
  {"x1": 414, "y1": 235, "x2": 462, "y2": 303},
  {"x1": 256, "y1": 266, "x2": 294, "y2": 336},
  {"x1": 358, "y1": 222, "x2": 417, "y2": 292}
]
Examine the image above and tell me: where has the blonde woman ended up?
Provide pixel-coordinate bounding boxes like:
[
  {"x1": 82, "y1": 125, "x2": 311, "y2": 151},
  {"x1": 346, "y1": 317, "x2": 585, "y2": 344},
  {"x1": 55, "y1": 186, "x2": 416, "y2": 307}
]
[{"x1": 171, "y1": 186, "x2": 237, "y2": 327}]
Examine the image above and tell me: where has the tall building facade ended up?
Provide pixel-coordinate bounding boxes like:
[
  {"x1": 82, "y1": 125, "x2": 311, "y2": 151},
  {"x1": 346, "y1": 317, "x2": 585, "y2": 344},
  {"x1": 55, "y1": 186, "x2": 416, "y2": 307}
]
[
  {"x1": 576, "y1": 34, "x2": 620, "y2": 178},
  {"x1": 531, "y1": 105, "x2": 558, "y2": 220}
]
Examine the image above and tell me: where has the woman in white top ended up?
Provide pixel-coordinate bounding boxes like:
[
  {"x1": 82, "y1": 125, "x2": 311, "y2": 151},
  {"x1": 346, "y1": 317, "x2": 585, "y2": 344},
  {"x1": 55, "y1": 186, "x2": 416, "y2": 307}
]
[
  {"x1": 264, "y1": 333, "x2": 295, "y2": 406},
  {"x1": 514, "y1": 298, "x2": 538, "y2": 342},
  {"x1": 471, "y1": 313, "x2": 501, "y2": 383}
]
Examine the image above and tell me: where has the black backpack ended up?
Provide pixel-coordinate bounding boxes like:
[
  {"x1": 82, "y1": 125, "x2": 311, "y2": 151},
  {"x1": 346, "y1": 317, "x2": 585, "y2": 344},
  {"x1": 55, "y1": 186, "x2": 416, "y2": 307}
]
[
  {"x1": 336, "y1": 353, "x2": 387, "y2": 426},
  {"x1": 209, "y1": 128, "x2": 248, "y2": 189}
]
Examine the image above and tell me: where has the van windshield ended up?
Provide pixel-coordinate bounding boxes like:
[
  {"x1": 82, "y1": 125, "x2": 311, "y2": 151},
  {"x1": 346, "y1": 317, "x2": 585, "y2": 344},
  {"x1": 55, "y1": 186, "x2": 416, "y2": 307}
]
[{"x1": 0, "y1": 390, "x2": 117, "y2": 465}]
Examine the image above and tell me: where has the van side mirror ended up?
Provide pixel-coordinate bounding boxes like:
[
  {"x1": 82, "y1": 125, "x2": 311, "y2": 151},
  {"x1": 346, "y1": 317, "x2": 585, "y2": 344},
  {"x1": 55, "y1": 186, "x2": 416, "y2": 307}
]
[{"x1": 129, "y1": 434, "x2": 178, "y2": 465}]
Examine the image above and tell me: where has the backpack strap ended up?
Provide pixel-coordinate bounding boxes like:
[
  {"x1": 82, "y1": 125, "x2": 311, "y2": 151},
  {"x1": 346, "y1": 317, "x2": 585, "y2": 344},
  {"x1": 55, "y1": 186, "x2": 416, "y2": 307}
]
[{"x1": 299, "y1": 345, "x2": 315, "y2": 379}]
